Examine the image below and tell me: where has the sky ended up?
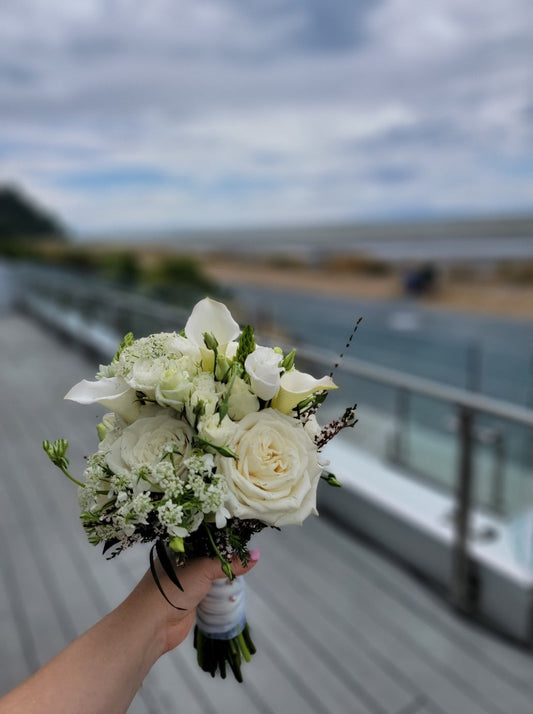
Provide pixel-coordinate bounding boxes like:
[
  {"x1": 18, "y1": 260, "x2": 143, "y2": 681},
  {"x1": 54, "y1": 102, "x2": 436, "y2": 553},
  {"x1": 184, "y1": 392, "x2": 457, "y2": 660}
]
[{"x1": 1, "y1": 0, "x2": 533, "y2": 237}]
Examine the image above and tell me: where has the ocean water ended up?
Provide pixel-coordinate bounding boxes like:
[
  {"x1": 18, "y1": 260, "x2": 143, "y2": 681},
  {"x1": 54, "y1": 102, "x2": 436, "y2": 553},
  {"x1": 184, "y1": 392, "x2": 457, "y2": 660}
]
[
  {"x1": 229, "y1": 285, "x2": 533, "y2": 516},
  {"x1": 229, "y1": 285, "x2": 533, "y2": 402}
]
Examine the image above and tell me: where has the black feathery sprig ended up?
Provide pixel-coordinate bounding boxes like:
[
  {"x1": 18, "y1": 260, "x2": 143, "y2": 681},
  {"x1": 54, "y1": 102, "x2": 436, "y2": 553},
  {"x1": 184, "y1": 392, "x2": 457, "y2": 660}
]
[
  {"x1": 329, "y1": 317, "x2": 363, "y2": 379},
  {"x1": 314, "y1": 404, "x2": 358, "y2": 450}
]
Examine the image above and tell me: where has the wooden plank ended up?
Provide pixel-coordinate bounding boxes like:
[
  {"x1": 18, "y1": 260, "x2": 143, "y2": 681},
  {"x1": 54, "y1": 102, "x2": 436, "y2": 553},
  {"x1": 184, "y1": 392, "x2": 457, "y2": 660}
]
[
  {"x1": 247, "y1": 578, "x2": 375, "y2": 713},
  {"x1": 267, "y1": 524, "x2": 511, "y2": 714},
  {"x1": 312, "y1": 512, "x2": 533, "y2": 689},
  {"x1": 0, "y1": 520, "x2": 38, "y2": 694},
  {"x1": 247, "y1": 557, "x2": 411, "y2": 713},
  {"x1": 288, "y1": 516, "x2": 533, "y2": 707},
  {"x1": 2, "y1": 313, "x2": 533, "y2": 714},
  {"x1": 286, "y1": 520, "x2": 524, "y2": 713}
]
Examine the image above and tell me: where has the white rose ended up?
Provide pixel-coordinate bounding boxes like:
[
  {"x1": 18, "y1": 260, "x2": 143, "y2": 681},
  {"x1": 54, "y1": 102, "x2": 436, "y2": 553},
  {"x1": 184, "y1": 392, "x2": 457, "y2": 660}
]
[
  {"x1": 217, "y1": 408, "x2": 323, "y2": 526},
  {"x1": 244, "y1": 346, "x2": 282, "y2": 401},
  {"x1": 105, "y1": 412, "x2": 194, "y2": 481},
  {"x1": 227, "y1": 376, "x2": 260, "y2": 420}
]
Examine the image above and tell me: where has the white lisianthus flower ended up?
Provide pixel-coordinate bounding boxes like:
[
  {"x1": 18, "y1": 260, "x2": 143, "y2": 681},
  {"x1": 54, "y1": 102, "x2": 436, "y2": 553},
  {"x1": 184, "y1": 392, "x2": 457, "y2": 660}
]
[
  {"x1": 97, "y1": 414, "x2": 124, "y2": 453},
  {"x1": 197, "y1": 413, "x2": 236, "y2": 447},
  {"x1": 244, "y1": 346, "x2": 283, "y2": 401},
  {"x1": 124, "y1": 356, "x2": 168, "y2": 399},
  {"x1": 271, "y1": 370, "x2": 338, "y2": 414},
  {"x1": 185, "y1": 297, "x2": 240, "y2": 355},
  {"x1": 227, "y1": 376, "x2": 260, "y2": 420},
  {"x1": 185, "y1": 372, "x2": 223, "y2": 425},
  {"x1": 65, "y1": 376, "x2": 140, "y2": 423},
  {"x1": 217, "y1": 408, "x2": 323, "y2": 527},
  {"x1": 105, "y1": 412, "x2": 194, "y2": 484},
  {"x1": 155, "y1": 355, "x2": 199, "y2": 409},
  {"x1": 117, "y1": 336, "x2": 200, "y2": 398}
]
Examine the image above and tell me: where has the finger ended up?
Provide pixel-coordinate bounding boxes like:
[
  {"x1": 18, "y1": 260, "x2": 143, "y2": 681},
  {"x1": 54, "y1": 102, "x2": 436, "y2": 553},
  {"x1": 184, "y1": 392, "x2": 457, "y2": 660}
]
[
  {"x1": 163, "y1": 549, "x2": 261, "y2": 608},
  {"x1": 181, "y1": 548, "x2": 261, "y2": 585},
  {"x1": 228, "y1": 548, "x2": 261, "y2": 578}
]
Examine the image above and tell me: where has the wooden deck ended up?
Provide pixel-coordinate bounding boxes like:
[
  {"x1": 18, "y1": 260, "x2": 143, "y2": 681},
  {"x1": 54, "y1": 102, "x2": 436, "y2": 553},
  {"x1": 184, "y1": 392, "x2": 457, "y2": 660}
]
[{"x1": 1, "y1": 311, "x2": 533, "y2": 714}]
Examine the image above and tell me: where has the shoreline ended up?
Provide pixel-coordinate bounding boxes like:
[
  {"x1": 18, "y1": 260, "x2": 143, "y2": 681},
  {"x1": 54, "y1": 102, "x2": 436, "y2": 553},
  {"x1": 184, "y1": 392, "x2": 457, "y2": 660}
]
[{"x1": 201, "y1": 257, "x2": 533, "y2": 323}]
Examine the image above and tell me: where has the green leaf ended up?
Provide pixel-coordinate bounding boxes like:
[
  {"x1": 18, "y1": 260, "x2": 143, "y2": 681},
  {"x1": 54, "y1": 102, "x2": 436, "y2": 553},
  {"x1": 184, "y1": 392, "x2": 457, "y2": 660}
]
[
  {"x1": 204, "y1": 523, "x2": 234, "y2": 581},
  {"x1": 149, "y1": 544, "x2": 186, "y2": 611},
  {"x1": 293, "y1": 390, "x2": 328, "y2": 417},
  {"x1": 193, "y1": 436, "x2": 237, "y2": 460},
  {"x1": 112, "y1": 331, "x2": 134, "y2": 362},
  {"x1": 155, "y1": 539, "x2": 184, "y2": 592}
]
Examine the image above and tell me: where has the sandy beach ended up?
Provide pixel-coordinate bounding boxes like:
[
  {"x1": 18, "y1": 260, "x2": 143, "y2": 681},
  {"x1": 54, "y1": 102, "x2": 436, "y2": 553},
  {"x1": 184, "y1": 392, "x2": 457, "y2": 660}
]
[{"x1": 201, "y1": 256, "x2": 533, "y2": 322}]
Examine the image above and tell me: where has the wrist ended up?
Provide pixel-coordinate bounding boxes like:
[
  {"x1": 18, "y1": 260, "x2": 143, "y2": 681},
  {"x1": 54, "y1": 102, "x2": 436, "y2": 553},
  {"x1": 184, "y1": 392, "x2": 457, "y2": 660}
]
[{"x1": 120, "y1": 571, "x2": 174, "y2": 664}]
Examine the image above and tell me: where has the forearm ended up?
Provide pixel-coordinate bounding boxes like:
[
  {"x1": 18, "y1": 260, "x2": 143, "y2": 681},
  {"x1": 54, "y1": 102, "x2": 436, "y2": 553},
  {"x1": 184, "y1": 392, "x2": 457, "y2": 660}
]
[
  {"x1": 0, "y1": 554, "x2": 258, "y2": 714},
  {"x1": 0, "y1": 574, "x2": 169, "y2": 714}
]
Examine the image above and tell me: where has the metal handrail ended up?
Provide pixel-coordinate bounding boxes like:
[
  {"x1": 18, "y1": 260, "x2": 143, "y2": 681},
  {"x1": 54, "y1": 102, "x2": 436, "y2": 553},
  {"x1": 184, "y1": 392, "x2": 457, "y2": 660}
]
[
  {"x1": 297, "y1": 343, "x2": 533, "y2": 612},
  {"x1": 14, "y1": 262, "x2": 533, "y2": 616},
  {"x1": 298, "y1": 343, "x2": 533, "y2": 427}
]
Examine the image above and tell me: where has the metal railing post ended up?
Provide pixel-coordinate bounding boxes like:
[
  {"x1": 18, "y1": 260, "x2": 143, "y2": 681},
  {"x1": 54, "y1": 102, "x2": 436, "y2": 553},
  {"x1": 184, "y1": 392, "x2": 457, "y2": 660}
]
[
  {"x1": 490, "y1": 432, "x2": 505, "y2": 514},
  {"x1": 450, "y1": 405, "x2": 476, "y2": 613},
  {"x1": 391, "y1": 386, "x2": 409, "y2": 464}
]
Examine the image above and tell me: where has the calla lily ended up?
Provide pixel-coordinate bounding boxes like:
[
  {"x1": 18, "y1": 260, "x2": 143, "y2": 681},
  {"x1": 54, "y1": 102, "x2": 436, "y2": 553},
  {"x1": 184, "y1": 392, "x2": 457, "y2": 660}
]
[
  {"x1": 271, "y1": 370, "x2": 338, "y2": 414},
  {"x1": 184, "y1": 298, "x2": 240, "y2": 352},
  {"x1": 64, "y1": 377, "x2": 140, "y2": 423}
]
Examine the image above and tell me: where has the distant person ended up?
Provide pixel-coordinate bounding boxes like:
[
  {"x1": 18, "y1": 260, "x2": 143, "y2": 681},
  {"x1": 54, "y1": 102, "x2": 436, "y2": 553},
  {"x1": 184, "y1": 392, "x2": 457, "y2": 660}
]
[
  {"x1": 404, "y1": 262, "x2": 437, "y2": 297},
  {"x1": 0, "y1": 553, "x2": 260, "y2": 714}
]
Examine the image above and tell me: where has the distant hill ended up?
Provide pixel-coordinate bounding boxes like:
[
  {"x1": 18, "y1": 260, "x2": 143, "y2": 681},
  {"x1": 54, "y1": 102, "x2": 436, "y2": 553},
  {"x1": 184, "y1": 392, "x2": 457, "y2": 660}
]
[{"x1": 0, "y1": 186, "x2": 66, "y2": 243}]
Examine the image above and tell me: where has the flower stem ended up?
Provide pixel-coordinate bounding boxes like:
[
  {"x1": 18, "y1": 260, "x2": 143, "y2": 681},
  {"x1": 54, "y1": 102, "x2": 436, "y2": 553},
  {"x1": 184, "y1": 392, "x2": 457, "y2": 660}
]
[
  {"x1": 193, "y1": 623, "x2": 256, "y2": 683},
  {"x1": 58, "y1": 464, "x2": 85, "y2": 488}
]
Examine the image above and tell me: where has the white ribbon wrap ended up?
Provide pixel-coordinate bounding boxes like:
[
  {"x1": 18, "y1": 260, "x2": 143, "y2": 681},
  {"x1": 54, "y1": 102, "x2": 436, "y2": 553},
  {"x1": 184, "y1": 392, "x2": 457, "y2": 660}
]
[{"x1": 196, "y1": 576, "x2": 246, "y2": 640}]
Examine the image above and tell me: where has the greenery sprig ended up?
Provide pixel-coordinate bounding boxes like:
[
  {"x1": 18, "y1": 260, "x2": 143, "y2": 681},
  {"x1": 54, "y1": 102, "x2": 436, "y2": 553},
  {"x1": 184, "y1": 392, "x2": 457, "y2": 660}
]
[
  {"x1": 235, "y1": 325, "x2": 255, "y2": 367},
  {"x1": 43, "y1": 439, "x2": 85, "y2": 488}
]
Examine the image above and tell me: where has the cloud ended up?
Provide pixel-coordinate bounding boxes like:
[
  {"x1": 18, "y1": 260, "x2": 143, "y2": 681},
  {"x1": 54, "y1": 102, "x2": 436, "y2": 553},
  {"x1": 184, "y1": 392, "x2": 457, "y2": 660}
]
[{"x1": 0, "y1": 0, "x2": 532, "y2": 234}]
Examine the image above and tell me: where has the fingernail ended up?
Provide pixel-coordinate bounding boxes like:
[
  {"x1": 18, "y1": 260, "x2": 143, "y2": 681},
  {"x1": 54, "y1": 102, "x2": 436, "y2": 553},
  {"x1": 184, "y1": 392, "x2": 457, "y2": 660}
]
[{"x1": 249, "y1": 548, "x2": 261, "y2": 562}]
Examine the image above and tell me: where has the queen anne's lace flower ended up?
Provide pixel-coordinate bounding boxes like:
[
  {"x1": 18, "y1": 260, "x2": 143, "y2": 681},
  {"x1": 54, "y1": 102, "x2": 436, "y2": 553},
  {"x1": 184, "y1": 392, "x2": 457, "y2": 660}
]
[{"x1": 157, "y1": 502, "x2": 187, "y2": 537}]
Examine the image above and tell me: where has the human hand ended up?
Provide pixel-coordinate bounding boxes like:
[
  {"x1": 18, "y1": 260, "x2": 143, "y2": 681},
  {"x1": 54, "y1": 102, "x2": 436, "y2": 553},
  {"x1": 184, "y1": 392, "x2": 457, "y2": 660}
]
[{"x1": 126, "y1": 550, "x2": 261, "y2": 656}]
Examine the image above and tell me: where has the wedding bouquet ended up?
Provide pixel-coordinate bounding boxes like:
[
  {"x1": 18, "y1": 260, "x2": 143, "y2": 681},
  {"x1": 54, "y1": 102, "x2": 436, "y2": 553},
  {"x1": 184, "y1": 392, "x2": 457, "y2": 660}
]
[{"x1": 44, "y1": 297, "x2": 356, "y2": 682}]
